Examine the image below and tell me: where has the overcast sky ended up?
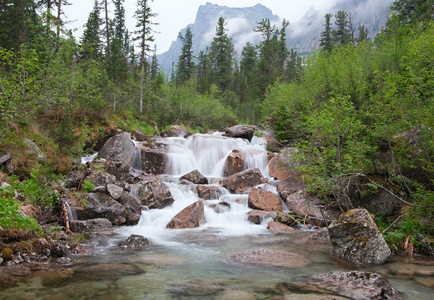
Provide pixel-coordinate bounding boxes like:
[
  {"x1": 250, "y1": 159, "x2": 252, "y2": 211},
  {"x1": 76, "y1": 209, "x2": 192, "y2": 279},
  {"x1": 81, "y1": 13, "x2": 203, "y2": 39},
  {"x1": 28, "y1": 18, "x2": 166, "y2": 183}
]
[{"x1": 64, "y1": 0, "x2": 334, "y2": 54}]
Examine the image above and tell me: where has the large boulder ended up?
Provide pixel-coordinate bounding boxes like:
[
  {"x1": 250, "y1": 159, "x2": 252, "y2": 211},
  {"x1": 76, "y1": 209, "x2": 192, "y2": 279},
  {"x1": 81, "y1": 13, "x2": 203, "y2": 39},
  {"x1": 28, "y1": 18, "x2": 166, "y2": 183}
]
[
  {"x1": 220, "y1": 168, "x2": 267, "y2": 194},
  {"x1": 277, "y1": 177, "x2": 304, "y2": 199},
  {"x1": 69, "y1": 218, "x2": 113, "y2": 232},
  {"x1": 97, "y1": 132, "x2": 135, "y2": 165},
  {"x1": 0, "y1": 152, "x2": 11, "y2": 165},
  {"x1": 268, "y1": 147, "x2": 300, "y2": 180},
  {"x1": 224, "y1": 125, "x2": 258, "y2": 141},
  {"x1": 280, "y1": 271, "x2": 401, "y2": 300},
  {"x1": 166, "y1": 200, "x2": 205, "y2": 229},
  {"x1": 224, "y1": 149, "x2": 245, "y2": 176},
  {"x1": 248, "y1": 188, "x2": 284, "y2": 212},
  {"x1": 260, "y1": 130, "x2": 282, "y2": 152},
  {"x1": 65, "y1": 163, "x2": 88, "y2": 188},
  {"x1": 180, "y1": 169, "x2": 208, "y2": 184},
  {"x1": 196, "y1": 185, "x2": 227, "y2": 200},
  {"x1": 137, "y1": 146, "x2": 168, "y2": 175},
  {"x1": 117, "y1": 191, "x2": 143, "y2": 225},
  {"x1": 281, "y1": 191, "x2": 339, "y2": 227},
  {"x1": 328, "y1": 208, "x2": 391, "y2": 265},
  {"x1": 161, "y1": 125, "x2": 192, "y2": 138},
  {"x1": 74, "y1": 193, "x2": 127, "y2": 225},
  {"x1": 85, "y1": 170, "x2": 116, "y2": 189},
  {"x1": 137, "y1": 177, "x2": 175, "y2": 209}
]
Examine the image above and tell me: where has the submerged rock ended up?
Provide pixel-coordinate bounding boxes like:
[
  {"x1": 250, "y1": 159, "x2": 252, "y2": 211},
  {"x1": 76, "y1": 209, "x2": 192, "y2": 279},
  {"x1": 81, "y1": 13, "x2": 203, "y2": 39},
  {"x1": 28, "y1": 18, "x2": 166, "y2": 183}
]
[
  {"x1": 231, "y1": 248, "x2": 310, "y2": 268},
  {"x1": 166, "y1": 200, "x2": 205, "y2": 229},
  {"x1": 328, "y1": 208, "x2": 391, "y2": 265},
  {"x1": 118, "y1": 234, "x2": 150, "y2": 248},
  {"x1": 169, "y1": 280, "x2": 225, "y2": 298},
  {"x1": 280, "y1": 271, "x2": 401, "y2": 300},
  {"x1": 267, "y1": 222, "x2": 296, "y2": 233}
]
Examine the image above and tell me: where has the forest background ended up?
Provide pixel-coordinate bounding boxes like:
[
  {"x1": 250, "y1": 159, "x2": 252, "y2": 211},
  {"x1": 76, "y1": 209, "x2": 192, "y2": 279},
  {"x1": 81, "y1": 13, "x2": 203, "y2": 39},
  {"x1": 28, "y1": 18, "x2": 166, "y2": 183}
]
[{"x1": 0, "y1": 0, "x2": 433, "y2": 253}]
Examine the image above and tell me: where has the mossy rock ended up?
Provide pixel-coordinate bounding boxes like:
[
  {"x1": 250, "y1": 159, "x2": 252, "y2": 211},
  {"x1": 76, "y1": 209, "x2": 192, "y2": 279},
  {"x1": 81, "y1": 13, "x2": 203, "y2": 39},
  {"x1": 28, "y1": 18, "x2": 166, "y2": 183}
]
[{"x1": 1, "y1": 247, "x2": 14, "y2": 260}]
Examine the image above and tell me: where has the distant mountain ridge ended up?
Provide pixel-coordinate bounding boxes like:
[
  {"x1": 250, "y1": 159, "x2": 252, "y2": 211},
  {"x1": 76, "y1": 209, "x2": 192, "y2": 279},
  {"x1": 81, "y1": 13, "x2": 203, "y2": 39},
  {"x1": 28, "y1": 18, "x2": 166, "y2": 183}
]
[{"x1": 158, "y1": 0, "x2": 393, "y2": 74}]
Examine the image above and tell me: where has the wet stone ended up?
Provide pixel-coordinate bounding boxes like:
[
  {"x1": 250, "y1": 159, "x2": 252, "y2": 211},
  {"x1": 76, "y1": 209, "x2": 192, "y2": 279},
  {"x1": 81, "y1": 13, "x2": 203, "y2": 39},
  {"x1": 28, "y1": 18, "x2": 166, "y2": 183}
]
[
  {"x1": 169, "y1": 280, "x2": 225, "y2": 298},
  {"x1": 231, "y1": 248, "x2": 310, "y2": 268},
  {"x1": 118, "y1": 234, "x2": 151, "y2": 249}
]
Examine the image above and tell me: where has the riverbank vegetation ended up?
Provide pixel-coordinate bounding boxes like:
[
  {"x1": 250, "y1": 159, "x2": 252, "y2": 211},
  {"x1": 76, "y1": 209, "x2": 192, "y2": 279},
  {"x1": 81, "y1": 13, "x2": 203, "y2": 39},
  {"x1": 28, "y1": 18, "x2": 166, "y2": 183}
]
[{"x1": 0, "y1": 0, "x2": 433, "y2": 254}]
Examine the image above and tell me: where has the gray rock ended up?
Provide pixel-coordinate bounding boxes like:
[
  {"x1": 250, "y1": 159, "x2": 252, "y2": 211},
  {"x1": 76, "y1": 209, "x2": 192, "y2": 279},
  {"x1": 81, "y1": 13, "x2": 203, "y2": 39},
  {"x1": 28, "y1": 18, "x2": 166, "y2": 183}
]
[
  {"x1": 97, "y1": 132, "x2": 135, "y2": 165},
  {"x1": 107, "y1": 184, "x2": 124, "y2": 200},
  {"x1": 0, "y1": 151, "x2": 11, "y2": 165},
  {"x1": 137, "y1": 146, "x2": 168, "y2": 174},
  {"x1": 161, "y1": 125, "x2": 192, "y2": 138},
  {"x1": 24, "y1": 139, "x2": 46, "y2": 161},
  {"x1": 280, "y1": 271, "x2": 401, "y2": 300},
  {"x1": 76, "y1": 193, "x2": 127, "y2": 225},
  {"x1": 224, "y1": 125, "x2": 258, "y2": 141},
  {"x1": 329, "y1": 208, "x2": 391, "y2": 265},
  {"x1": 137, "y1": 178, "x2": 175, "y2": 209},
  {"x1": 117, "y1": 191, "x2": 143, "y2": 225},
  {"x1": 69, "y1": 218, "x2": 113, "y2": 232}
]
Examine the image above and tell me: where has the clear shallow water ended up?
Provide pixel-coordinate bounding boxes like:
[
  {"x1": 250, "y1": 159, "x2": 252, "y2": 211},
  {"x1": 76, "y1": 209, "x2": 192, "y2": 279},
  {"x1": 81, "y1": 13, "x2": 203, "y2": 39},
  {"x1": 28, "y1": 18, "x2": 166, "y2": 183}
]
[{"x1": 1, "y1": 133, "x2": 432, "y2": 299}]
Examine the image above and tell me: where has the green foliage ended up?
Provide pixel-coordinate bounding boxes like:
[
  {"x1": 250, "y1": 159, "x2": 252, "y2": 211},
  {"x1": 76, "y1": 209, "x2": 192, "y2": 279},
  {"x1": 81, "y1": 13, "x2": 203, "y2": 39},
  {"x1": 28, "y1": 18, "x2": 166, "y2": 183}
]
[
  {"x1": 82, "y1": 180, "x2": 95, "y2": 193},
  {"x1": 0, "y1": 186, "x2": 42, "y2": 235},
  {"x1": 10, "y1": 167, "x2": 60, "y2": 209}
]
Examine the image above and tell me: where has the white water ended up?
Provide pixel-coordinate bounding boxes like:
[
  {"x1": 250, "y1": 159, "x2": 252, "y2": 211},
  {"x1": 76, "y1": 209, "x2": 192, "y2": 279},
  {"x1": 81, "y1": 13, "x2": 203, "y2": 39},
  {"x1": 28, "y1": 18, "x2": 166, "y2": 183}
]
[{"x1": 124, "y1": 133, "x2": 272, "y2": 243}]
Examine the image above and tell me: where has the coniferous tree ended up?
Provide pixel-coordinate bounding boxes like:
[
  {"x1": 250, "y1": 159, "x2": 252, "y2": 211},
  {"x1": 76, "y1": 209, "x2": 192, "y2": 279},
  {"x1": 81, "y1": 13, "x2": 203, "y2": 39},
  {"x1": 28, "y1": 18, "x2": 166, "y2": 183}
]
[
  {"x1": 176, "y1": 27, "x2": 194, "y2": 85},
  {"x1": 357, "y1": 25, "x2": 368, "y2": 43},
  {"x1": 209, "y1": 17, "x2": 235, "y2": 91},
  {"x1": 319, "y1": 14, "x2": 334, "y2": 52},
  {"x1": 197, "y1": 49, "x2": 212, "y2": 94},
  {"x1": 390, "y1": 0, "x2": 434, "y2": 26},
  {"x1": 55, "y1": 0, "x2": 71, "y2": 39},
  {"x1": 134, "y1": 0, "x2": 157, "y2": 115},
  {"x1": 150, "y1": 44, "x2": 159, "y2": 81},
  {"x1": 81, "y1": 0, "x2": 102, "y2": 60},
  {"x1": 333, "y1": 11, "x2": 351, "y2": 46},
  {"x1": 102, "y1": 0, "x2": 110, "y2": 57}
]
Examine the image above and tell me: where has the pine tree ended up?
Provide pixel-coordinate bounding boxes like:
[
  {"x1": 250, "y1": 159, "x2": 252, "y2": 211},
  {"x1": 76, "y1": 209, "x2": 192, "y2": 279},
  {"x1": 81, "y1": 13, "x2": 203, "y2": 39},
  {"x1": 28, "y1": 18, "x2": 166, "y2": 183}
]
[
  {"x1": 176, "y1": 27, "x2": 194, "y2": 85},
  {"x1": 81, "y1": 0, "x2": 102, "y2": 60},
  {"x1": 390, "y1": 0, "x2": 434, "y2": 26},
  {"x1": 209, "y1": 17, "x2": 235, "y2": 91},
  {"x1": 319, "y1": 14, "x2": 334, "y2": 52},
  {"x1": 197, "y1": 49, "x2": 212, "y2": 94},
  {"x1": 134, "y1": 0, "x2": 157, "y2": 115},
  {"x1": 102, "y1": 0, "x2": 110, "y2": 57},
  {"x1": 333, "y1": 11, "x2": 351, "y2": 46},
  {"x1": 55, "y1": 0, "x2": 71, "y2": 39},
  {"x1": 357, "y1": 25, "x2": 368, "y2": 44}
]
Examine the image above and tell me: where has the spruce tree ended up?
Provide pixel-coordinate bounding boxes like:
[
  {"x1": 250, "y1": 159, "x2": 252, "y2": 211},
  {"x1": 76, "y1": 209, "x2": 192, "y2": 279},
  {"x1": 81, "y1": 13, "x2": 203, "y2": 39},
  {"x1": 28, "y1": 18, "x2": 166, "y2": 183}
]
[
  {"x1": 81, "y1": 0, "x2": 102, "y2": 60},
  {"x1": 333, "y1": 11, "x2": 351, "y2": 46},
  {"x1": 319, "y1": 14, "x2": 334, "y2": 52},
  {"x1": 176, "y1": 27, "x2": 194, "y2": 85},
  {"x1": 209, "y1": 17, "x2": 235, "y2": 91},
  {"x1": 134, "y1": 0, "x2": 157, "y2": 115}
]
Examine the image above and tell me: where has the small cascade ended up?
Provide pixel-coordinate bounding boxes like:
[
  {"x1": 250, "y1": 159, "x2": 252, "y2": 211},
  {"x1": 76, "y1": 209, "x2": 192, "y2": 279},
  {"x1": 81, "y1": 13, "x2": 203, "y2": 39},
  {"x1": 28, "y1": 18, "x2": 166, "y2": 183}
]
[
  {"x1": 132, "y1": 149, "x2": 142, "y2": 171},
  {"x1": 127, "y1": 131, "x2": 273, "y2": 242},
  {"x1": 80, "y1": 153, "x2": 97, "y2": 164},
  {"x1": 63, "y1": 200, "x2": 77, "y2": 221}
]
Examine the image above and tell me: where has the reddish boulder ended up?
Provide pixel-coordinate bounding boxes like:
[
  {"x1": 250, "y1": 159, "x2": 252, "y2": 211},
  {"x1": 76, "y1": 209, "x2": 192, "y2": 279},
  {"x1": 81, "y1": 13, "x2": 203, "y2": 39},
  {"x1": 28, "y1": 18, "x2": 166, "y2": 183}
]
[
  {"x1": 267, "y1": 222, "x2": 296, "y2": 233},
  {"x1": 224, "y1": 149, "x2": 245, "y2": 176},
  {"x1": 219, "y1": 168, "x2": 267, "y2": 194},
  {"x1": 196, "y1": 185, "x2": 227, "y2": 200},
  {"x1": 246, "y1": 210, "x2": 275, "y2": 224},
  {"x1": 277, "y1": 177, "x2": 304, "y2": 199},
  {"x1": 268, "y1": 147, "x2": 300, "y2": 180},
  {"x1": 248, "y1": 188, "x2": 284, "y2": 212},
  {"x1": 166, "y1": 201, "x2": 206, "y2": 229}
]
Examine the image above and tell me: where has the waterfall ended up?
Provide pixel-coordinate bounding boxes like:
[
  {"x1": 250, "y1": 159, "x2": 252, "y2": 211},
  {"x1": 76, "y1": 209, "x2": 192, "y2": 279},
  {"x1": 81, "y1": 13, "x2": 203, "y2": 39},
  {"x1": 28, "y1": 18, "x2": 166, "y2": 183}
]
[
  {"x1": 126, "y1": 132, "x2": 273, "y2": 240},
  {"x1": 132, "y1": 149, "x2": 142, "y2": 171},
  {"x1": 63, "y1": 200, "x2": 76, "y2": 221}
]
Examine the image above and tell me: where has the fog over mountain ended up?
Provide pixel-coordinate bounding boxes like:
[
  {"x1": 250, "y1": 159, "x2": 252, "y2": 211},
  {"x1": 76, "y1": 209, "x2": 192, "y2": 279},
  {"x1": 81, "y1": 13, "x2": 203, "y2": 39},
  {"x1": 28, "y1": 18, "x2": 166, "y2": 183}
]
[{"x1": 158, "y1": 0, "x2": 393, "y2": 74}]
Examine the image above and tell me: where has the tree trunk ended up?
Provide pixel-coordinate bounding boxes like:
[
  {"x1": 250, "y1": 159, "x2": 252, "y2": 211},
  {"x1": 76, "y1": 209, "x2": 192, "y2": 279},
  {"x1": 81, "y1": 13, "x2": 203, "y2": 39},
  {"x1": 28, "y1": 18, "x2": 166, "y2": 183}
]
[{"x1": 104, "y1": 0, "x2": 110, "y2": 57}]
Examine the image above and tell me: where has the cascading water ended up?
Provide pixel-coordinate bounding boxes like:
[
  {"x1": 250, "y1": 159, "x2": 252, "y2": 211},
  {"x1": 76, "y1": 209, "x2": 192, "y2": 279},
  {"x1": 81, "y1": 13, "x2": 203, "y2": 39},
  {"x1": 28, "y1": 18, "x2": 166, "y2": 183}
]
[{"x1": 124, "y1": 133, "x2": 272, "y2": 242}]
